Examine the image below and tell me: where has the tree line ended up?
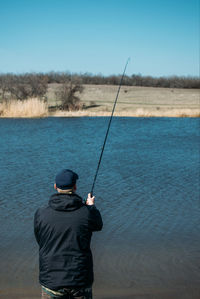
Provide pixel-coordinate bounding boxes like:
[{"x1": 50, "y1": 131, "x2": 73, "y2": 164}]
[
  {"x1": 0, "y1": 72, "x2": 199, "y2": 92},
  {"x1": 0, "y1": 72, "x2": 199, "y2": 111}
]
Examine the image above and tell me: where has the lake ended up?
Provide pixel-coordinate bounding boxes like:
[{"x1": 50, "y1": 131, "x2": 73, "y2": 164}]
[{"x1": 0, "y1": 117, "x2": 199, "y2": 299}]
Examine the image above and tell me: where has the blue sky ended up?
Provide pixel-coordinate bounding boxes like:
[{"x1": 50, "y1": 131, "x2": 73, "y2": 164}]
[{"x1": 0, "y1": 0, "x2": 199, "y2": 76}]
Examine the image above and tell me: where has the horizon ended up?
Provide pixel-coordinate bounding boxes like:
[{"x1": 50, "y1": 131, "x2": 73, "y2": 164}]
[{"x1": 0, "y1": 70, "x2": 199, "y2": 79}]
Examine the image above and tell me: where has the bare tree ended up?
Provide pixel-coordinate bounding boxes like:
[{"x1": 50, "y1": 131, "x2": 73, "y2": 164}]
[{"x1": 56, "y1": 80, "x2": 84, "y2": 110}]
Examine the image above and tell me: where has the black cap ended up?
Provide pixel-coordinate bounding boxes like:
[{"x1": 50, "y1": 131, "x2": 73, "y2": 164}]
[{"x1": 55, "y1": 169, "x2": 79, "y2": 190}]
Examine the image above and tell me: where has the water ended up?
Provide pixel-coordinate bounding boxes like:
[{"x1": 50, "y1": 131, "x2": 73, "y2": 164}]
[{"x1": 0, "y1": 117, "x2": 199, "y2": 299}]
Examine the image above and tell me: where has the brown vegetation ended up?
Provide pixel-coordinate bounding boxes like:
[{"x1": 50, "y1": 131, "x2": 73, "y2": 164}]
[
  {"x1": 56, "y1": 80, "x2": 84, "y2": 110},
  {"x1": 0, "y1": 73, "x2": 48, "y2": 100},
  {"x1": 0, "y1": 71, "x2": 199, "y2": 117},
  {"x1": 0, "y1": 74, "x2": 84, "y2": 112},
  {"x1": 0, "y1": 98, "x2": 48, "y2": 118}
]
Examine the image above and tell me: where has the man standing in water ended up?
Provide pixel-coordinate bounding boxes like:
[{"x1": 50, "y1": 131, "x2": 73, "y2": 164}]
[{"x1": 34, "y1": 169, "x2": 103, "y2": 299}]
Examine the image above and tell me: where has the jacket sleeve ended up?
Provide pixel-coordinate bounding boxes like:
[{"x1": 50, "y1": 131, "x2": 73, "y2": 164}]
[
  {"x1": 34, "y1": 209, "x2": 40, "y2": 244},
  {"x1": 87, "y1": 205, "x2": 103, "y2": 232}
]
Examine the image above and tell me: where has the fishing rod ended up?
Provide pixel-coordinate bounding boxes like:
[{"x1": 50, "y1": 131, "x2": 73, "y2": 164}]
[{"x1": 90, "y1": 58, "x2": 130, "y2": 196}]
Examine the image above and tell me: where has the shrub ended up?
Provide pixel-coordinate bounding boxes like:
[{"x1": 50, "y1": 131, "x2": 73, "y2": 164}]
[{"x1": 56, "y1": 80, "x2": 84, "y2": 111}]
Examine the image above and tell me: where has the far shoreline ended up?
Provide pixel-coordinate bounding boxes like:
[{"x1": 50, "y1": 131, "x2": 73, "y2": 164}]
[
  {"x1": 0, "y1": 85, "x2": 199, "y2": 118},
  {"x1": 48, "y1": 109, "x2": 200, "y2": 118},
  {"x1": 1, "y1": 109, "x2": 200, "y2": 118}
]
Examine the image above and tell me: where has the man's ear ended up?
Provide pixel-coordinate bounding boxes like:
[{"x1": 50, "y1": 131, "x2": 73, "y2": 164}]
[
  {"x1": 54, "y1": 183, "x2": 57, "y2": 190},
  {"x1": 73, "y1": 184, "x2": 77, "y2": 191}
]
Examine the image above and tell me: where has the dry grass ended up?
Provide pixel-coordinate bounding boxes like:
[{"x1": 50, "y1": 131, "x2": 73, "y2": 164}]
[
  {"x1": 80, "y1": 85, "x2": 200, "y2": 108},
  {"x1": 131, "y1": 108, "x2": 200, "y2": 118},
  {"x1": 50, "y1": 108, "x2": 200, "y2": 118},
  {"x1": 0, "y1": 98, "x2": 48, "y2": 118},
  {"x1": 48, "y1": 84, "x2": 200, "y2": 117}
]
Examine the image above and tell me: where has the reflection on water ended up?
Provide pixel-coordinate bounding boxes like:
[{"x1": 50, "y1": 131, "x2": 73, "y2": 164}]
[{"x1": 0, "y1": 117, "x2": 199, "y2": 298}]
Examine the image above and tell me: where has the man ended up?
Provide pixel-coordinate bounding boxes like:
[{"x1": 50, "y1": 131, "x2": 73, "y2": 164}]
[{"x1": 34, "y1": 169, "x2": 103, "y2": 299}]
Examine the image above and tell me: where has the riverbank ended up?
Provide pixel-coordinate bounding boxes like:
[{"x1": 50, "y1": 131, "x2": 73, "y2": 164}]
[
  {"x1": 0, "y1": 85, "x2": 199, "y2": 117},
  {"x1": 49, "y1": 108, "x2": 200, "y2": 117}
]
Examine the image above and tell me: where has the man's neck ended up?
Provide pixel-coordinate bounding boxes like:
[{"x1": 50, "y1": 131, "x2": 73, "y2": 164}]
[{"x1": 57, "y1": 188, "x2": 74, "y2": 194}]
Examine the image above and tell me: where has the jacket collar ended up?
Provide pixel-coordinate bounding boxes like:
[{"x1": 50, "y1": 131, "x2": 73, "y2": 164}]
[{"x1": 49, "y1": 193, "x2": 83, "y2": 211}]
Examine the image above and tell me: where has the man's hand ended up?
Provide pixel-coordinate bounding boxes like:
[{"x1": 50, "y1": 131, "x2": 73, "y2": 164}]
[{"x1": 86, "y1": 193, "x2": 95, "y2": 205}]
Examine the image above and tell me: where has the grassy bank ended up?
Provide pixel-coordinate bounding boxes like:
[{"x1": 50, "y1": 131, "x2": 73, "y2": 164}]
[
  {"x1": 49, "y1": 84, "x2": 200, "y2": 117},
  {"x1": 0, "y1": 85, "x2": 199, "y2": 117},
  {"x1": 50, "y1": 109, "x2": 200, "y2": 118}
]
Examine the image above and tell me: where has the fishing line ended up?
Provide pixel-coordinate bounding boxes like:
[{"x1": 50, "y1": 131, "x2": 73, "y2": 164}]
[{"x1": 90, "y1": 58, "x2": 130, "y2": 196}]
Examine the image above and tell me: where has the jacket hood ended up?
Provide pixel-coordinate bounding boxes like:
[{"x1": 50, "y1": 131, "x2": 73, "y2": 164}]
[{"x1": 49, "y1": 193, "x2": 83, "y2": 211}]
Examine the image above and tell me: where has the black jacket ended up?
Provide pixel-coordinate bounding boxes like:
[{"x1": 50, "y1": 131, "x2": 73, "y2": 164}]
[{"x1": 34, "y1": 193, "x2": 103, "y2": 290}]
